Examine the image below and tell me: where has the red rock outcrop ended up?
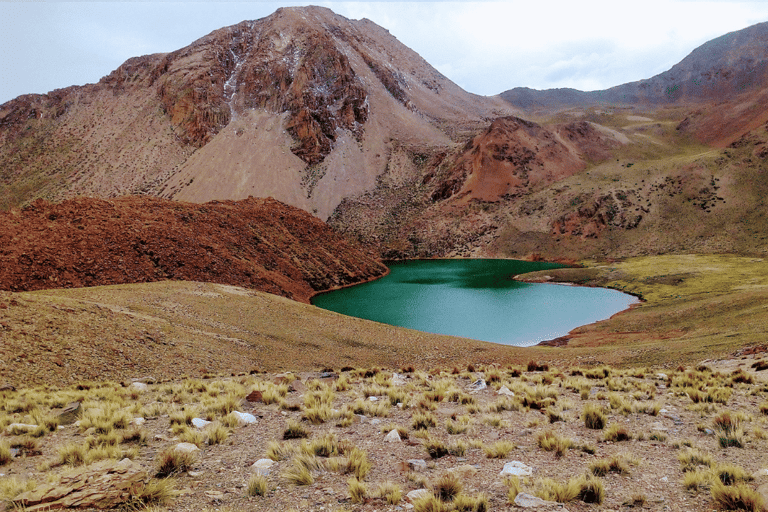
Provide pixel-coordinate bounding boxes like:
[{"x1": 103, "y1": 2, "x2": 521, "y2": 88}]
[{"x1": 0, "y1": 196, "x2": 386, "y2": 302}]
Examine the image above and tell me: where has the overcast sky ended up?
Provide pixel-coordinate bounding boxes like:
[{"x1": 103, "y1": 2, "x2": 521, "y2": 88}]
[{"x1": 2, "y1": 1, "x2": 768, "y2": 105}]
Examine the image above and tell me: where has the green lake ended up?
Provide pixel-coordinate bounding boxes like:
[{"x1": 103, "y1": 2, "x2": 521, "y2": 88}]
[{"x1": 312, "y1": 259, "x2": 638, "y2": 346}]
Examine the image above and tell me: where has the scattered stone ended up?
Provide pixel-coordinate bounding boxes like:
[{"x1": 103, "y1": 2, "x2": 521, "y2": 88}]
[
  {"x1": 447, "y1": 464, "x2": 478, "y2": 477},
  {"x1": 56, "y1": 402, "x2": 81, "y2": 425},
  {"x1": 188, "y1": 471, "x2": 204, "y2": 477},
  {"x1": 660, "y1": 476, "x2": 669, "y2": 483},
  {"x1": 500, "y1": 461, "x2": 533, "y2": 477},
  {"x1": 660, "y1": 410, "x2": 682, "y2": 424},
  {"x1": 204, "y1": 490, "x2": 225, "y2": 501},
  {"x1": 468, "y1": 379, "x2": 487, "y2": 393},
  {"x1": 232, "y1": 411, "x2": 257, "y2": 425},
  {"x1": 319, "y1": 371, "x2": 338, "y2": 380},
  {"x1": 191, "y1": 418, "x2": 212, "y2": 429},
  {"x1": 129, "y1": 381, "x2": 148, "y2": 392},
  {"x1": 406, "y1": 489, "x2": 430, "y2": 503},
  {"x1": 251, "y1": 459, "x2": 276, "y2": 476},
  {"x1": 288, "y1": 380, "x2": 307, "y2": 393},
  {"x1": 6, "y1": 423, "x2": 38, "y2": 434},
  {"x1": 656, "y1": 373, "x2": 668, "y2": 380},
  {"x1": 131, "y1": 417, "x2": 146, "y2": 427},
  {"x1": 391, "y1": 373, "x2": 406, "y2": 386},
  {"x1": 13, "y1": 459, "x2": 147, "y2": 511},
  {"x1": 497, "y1": 386, "x2": 514, "y2": 396},
  {"x1": 245, "y1": 390, "x2": 263, "y2": 403},
  {"x1": 385, "y1": 429, "x2": 401, "y2": 443},
  {"x1": 407, "y1": 459, "x2": 428, "y2": 472},
  {"x1": 514, "y1": 492, "x2": 565, "y2": 509},
  {"x1": 174, "y1": 442, "x2": 200, "y2": 454}
]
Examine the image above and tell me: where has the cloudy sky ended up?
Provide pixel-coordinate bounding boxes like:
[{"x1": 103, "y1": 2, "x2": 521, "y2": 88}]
[{"x1": 2, "y1": 1, "x2": 768, "y2": 105}]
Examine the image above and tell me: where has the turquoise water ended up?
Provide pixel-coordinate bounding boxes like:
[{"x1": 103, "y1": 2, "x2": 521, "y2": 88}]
[{"x1": 312, "y1": 259, "x2": 637, "y2": 346}]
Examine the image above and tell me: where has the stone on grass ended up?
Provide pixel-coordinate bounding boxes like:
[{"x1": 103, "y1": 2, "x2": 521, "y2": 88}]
[
  {"x1": 129, "y1": 381, "x2": 148, "y2": 392},
  {"x1": 174, "y1": 442, "x2": 200, "y2": 454},
  {"x1": 13, "y1": 459, "x2": 147, "y2": 512},
  {"x1": 500, "y1": 461, "x2": 533, "y2": 477},
  {"x1": 191, "y1": 418, "x2": 212, "y2": 429},
  {"x1": 514, "y1": 492, "x2": 565, "y2": 509},
  {"x1": 406, "y1": 459, "x2": 428, "y2": 472},
  {"x1": 468, "y1": 379, "x2": 487, "y2": 393},
  {"x1": 385, "y1": 429, "x2": 401, "y2": 443},
  {"x1": 232, "y1": 411, "x2": 257, "y2": 425},
  {"x1": 56, "y1": 402, "x2": 81, "y2": 425},
  {"x1": 251, "y1": 459, "x2": 276, "y2": 476},
  {"x1": 245, "y1": 390, "x2": 263, "y2": 403},
  {"x1": 6, "y1": 423, "x2": 38, "y2": 434},
  {"x1": 406, "y1": 489, "x2": 431, "y2": 503},
  {"x1": 497, "y1": 386, "x2": 514, "y2": 396}
]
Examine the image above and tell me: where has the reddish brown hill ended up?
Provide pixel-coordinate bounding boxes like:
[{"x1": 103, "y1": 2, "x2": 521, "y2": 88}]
[{"x1": 0, "y1": 196, "x2": 386, "y2": 302}]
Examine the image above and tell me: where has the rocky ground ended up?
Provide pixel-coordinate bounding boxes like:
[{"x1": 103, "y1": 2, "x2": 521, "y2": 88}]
[{"x1": 2, "y1": 359, "x2": 768, "y2": 512}]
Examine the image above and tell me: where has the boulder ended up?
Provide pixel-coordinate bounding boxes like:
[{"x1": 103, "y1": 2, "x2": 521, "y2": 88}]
[
  {"x1": 174, "y1": 442, "x2": 200, "y2": 454},
  {"x1": 191, "y1": 418, "x2": 212, "y2": 429},
  {"x1": 468, "y1": 379, "x2": 487, "y2": 393},
  {"x1": 13, "y1": 459, "x2": 147, "y2": 511},
  {"x1": 500, "y1": 461, "x2": 533, "y2": 477},
  {"x1": 251, "y1": 459, "x2": 276, "y2": 476},
  {"x1": 406, "y1": 459, "x2": 428, "y2": 472},
  {"x1": 56, "y1": 402, "x2": 82, "y2": 425},
  {"x1": 385, "y1": 429, "x2": 401, "y2": 443},
  {"x1": 406, "y1": 489, "x2": 431, "y2": 503},
  {"x1": 231, "y1": 411, "x2": 257, "y2": 425},
  {"x1": 129, "y1": 381, "x2": 148, "y2": 392},
  {"x1": 513, "y1": 492, "x2": 565, "y2": 509},
  {"x1": 245, "y1": 390, "x2": 263, "y2": 403},
  {"x1": 6, "y1": 423, "x2": 38, "y2": 435}
]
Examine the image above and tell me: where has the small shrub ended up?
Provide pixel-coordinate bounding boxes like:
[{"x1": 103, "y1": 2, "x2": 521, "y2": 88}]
[
  {"x1": 282, "y1": 459, "x2": 314, "y2": 486},
  {"x1": 583, "y1": 403, "x2": 606, "y2": 429},
  {"x1": 58, "y1": 443, "x2": 87, "y2": 466},
  {"x1": 247, "y1": 474, "x2": 268, "y2": 496},
  {"x1": 711, "y1": 482, "x2": 765, "y2": 512},
  {"x1": 424, "y1": 437, "x2": 449, "y2": 459},
  {"x1": 348, "y1": 477, "x2": 367, "y2": 503},
  {"x1": 678, "y1": 448, "x2": 714, "y2": 472},
  {"x1": 716, "y1": 464, "x2": 754, "y2": 486},
  {"x1": 432, "y1": 472, "x2": 463, "y2": 502},
  {"x1": 603, "y1": 424, "x2": 631, "y2": 442},
  {"x1": 483, "y1": 440, "x2": 515, "y2": 458},
  {"x1": 537, "y1": 430, "x2": 573, "y2": 457},
  {"x1": 155, "y1": 447, "x2": 196, "y2": 477},
  {"x1": 345, "y1": 447, "x2": 371, "y2": 480},
  {"x1": 205, "y1": 422, "x2": 230, "y2": 445},
  {"x1": 452, "y1": 492, "x2": 489, "y2": 511},
  {"x1": 412, "y1": 493, "x2": 445, "y2": 512},
  {"x1": 0, "y1": 440, "x2": 12, "y2": 466},
  {"x1": 128, "y1": 478, "x2": 176, "y2": 508},
  {"x1": 589, "y1": 456, "x2": 629, "y2": 476},
  {"x1": 376, "y1": 481, "x2": 402, "y2": 505},
  {"x1": 283, "y1": 419, "x2": 310, "y2": 439},
  {"x1": 683, "y1": 469, "x2": 712, "y2": 491},
  {"x1": 413, "y1": 411, "x2": 437, "y2": 430}
]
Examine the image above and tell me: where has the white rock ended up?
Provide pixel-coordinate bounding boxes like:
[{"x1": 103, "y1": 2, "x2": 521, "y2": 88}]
[
  {"x1": 191, "y1": 418, "x2": 212, "y2": 429},
  {"x1": 753, "y1": 469, "x2": 768, "y2": 479},
  {"x1": 251, "y1": 458, "x2": 276, "y2": 475},
  {"x1": 6, "y1": 423, "x2": 38, "y2": 434},
  {"x1": 188, "y1": 471, "x2": 204, "y2": 477},
  {"x1": 497, "y1": 386, "x2": 515, "y2": 396},
  {"x1": 406, "y1": 489, "x2": 431, "y2": 503},
  {"x1": 656, "y1": 373, "x2": 668, "y2": 380},
  {"x1": 232, "y1": 411, "x2": 257, "y2": 425},
  {"x1": 391, "y1": 373, "x2": 406, "y2": 386},
  {"x1": 130, "y1": 381, "x2": 148, "y2": 392},
  {"x1": 500, "y1": 461, "x2": 533, "y2": 477},
  {"x1": 385, "y1": 429, "x2": 401, "y2": 443},
  {"x1": 131, "y1": 417, "x2": 146, "y2": 426},
  {"x1": 514, "y1": 492, "x2": 562, "y2": 508},
  {"x1": 468, "y1": 379, "x2": 487, "y2": 393},
  {"x1": 174, "y1": 442, "x2": 200, "y2": 454},
  {"x1": 368, "y1": 396, "x2": 379, "y2": 402}
]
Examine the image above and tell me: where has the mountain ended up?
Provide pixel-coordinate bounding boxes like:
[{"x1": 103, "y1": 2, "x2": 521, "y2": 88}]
[
  {"x1": 0, "y1": 6, "x2": 513, "y2": 219},
  {"x1": 3, "y1": 9, "x2": 768, "y2": 264},
  {"x1": 0, "y1": 196, "x2": 386, "y2": 302},
  {"x1": 500, "y1": 21, "x2": 768, "y2": 110}
]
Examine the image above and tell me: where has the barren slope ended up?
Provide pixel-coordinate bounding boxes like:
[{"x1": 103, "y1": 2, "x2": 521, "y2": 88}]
[{"x1": 0, "y1": 196, "x2": 386, "y2": 303}]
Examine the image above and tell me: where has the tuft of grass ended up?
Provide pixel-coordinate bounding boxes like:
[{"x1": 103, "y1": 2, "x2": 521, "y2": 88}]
[
  {"x1": 582, "y1": 403, "x2": 607, "y2": 429},
  {"x1": 590, "y1": 455, "x2": 629, "y2": 476},
  {"x1": 57, "y1": 443, "x2": 87, "y2": 466},
  {"x1": 603, "y1": 423, "x2": 632, "y2": 442},
  {"x1": 711, "y1": 482, "x2": 765, "y2": 512},
  {"x1": 483, "y1": 440, "x2": 515, "y2": 459},
  {"x1": 344, "y1": 447, "x2": 371, "y2": 480},
  {"x1": 716, "y1": 464, "x2": 754, "y2": 486},
  {"x1": 282, "y1": 459, "x2": 315, "y2": 486},
  {"x1": 683, "y1": 469, "x2": 712, "y2": 491},
  {"x1": 347, "y1": 477, "x2": 368, "y2": 503},
  {"x1": 266, "y1": 440, "x2": 296, "y2": 461},
  {"x1": 413, "y1": 411, "x2": 437, "y2": 430},
  {"x1": 247, "y1": 474, "x2": 268, "y2": 496},
  {"x1": 452, "y1": 492, "x2": 489, "y2": 511},
  {"x1": 376, "y1": 481, "x2": 402, "y2": 505},
  {"x1": 0, "y1": 439, "x2": 12, "y2": 466},
  {"x1": 205, "y1": 422, "x2": 230, "y2": 445},
  {"x1": 432, "y1": 472, "x2": 463, "y2": 502},
  {"x1": 424, "y1": 437, "x2": 449, "y2": 459},
  {"x1": 412, "y1": 493, "x2": 445, "y2": 512},
  {"x1": 129, "y1": 478, "x2": 177, "y2": 508},
  {"x1": 155, "y1": 447, "x2": 196, "y2": 477},
  {"x1": 283, "y1": 419, "x2": 310, "y2": 440},
  {"x1": 678, "y1": 448, "x2": 714, "y2": 472},
  {"x1": 537, "y1": 430, "x2": 573, "y2": 457}
]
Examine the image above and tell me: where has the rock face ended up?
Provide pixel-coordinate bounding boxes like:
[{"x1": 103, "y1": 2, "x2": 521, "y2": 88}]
[
  {"x1": 0, "y1": 6, "x2": 513, "y2": 220},
  {"x1": 13, "y1": 459, "x2": 147, "y2": 511},
  {"x1": 0, "y1": 195, "x2": 386, "y2": 302}
]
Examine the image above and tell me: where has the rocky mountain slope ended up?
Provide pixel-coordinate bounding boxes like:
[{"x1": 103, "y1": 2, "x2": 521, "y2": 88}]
[
  {"x1": 500, "y1": 21, "x2": 768, "y2": 111},
  {"x1": 0, "y1": 196, "x2": 386, "y2": 303},
  {"x1": 0, "y1": 6, "x2": 513, "y2": 219}
]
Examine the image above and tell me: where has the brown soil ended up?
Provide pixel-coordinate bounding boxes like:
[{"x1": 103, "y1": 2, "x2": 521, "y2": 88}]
[{"x1": 0, "y1": 196, "x2": 386, "y2": 303}]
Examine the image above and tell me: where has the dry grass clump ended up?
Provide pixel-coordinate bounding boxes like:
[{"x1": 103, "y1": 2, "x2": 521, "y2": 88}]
[
  {"x1": 713, "y1": 411, "x2": 745, "y2": 448},
  {"x1": 711, "y1": 482, "x2": 765, "y2": 511},
  {"x1": 678, "y1": 447, "x2": 714, "y2": 472},
  {"x1": 603, "y1": 423, "x2": 632, "y2": 442},
  {"x1": 129, "y1": 478, "x2": 177, "y2": 508},
  {"x1": 0, "y1": 439, "x2": 12, "y2": 466},
  {"x1": 424, "y1": 437, "x2": 449, "y2": 459},
  {"x1": 582, "y1": 403, "x2": 607, "y2": 429},
  {"x1": 483, "y1": 440, "x2": 515, "y2": 459},
  {"x1": 0, "y1": 476, "x2": 37, "y2": 501},
  {"x1": 375, "y1": 481, "x2": 402, "y2": 505},
  {"x1": 347, "y1": 477, "x2": 367, "y2": 503},
  {"x1": 534, "y1": 474, "x2": 604, "y2": 504},
  {"x1": 537, "y1": 430, "x2": 573, "y2": 457},
  {"x1": 716, "y1": 464, "x2": 754, "y2": 486},
  {"x1": 432, "y1": 472, "x2": 463, "y2": 502},
  {"x1": 283, "y1": 419, "x2": 310, "y2": 439},
  {"x1": 155, "y1": 447, "x2": 196, "y2": 477},
  {"x1": 589, "y1": 455, "x2": 630, "y2": 476},
  {"x1": 683, "y1": 469, "x2": 713, "y2": 491},
  {"x1": 412, "y1": 411, "x2": 437, "y2": 430},
  {"x1": 247, "y1": 474, "x2": 268, "y2": 496}
]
